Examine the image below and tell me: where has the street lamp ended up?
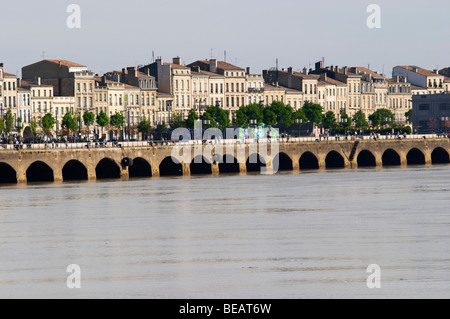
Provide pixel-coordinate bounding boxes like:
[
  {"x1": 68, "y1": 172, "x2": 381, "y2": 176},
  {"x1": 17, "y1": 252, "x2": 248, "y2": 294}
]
[
  {"x1": 295, "y1": 118, "x2": 303, "y2": 137},
  {"x1": 249, "y1": 119, "x2": 257, "y2": 126},
  {"x1": 441, "y1": 116, "x2": 449, "y2": 133}
]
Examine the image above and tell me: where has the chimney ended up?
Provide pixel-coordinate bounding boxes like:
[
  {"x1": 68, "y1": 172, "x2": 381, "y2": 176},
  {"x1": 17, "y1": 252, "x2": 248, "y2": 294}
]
[
  {"x1": 288, "y1": 67, "x2": 293, "y2": 75},
  {"x1": 173, "y1": 57, "x2": 181, "y2": 65},
  {"x1": 315, "y1": 60, "x2": 323, "y2": 71},
  {"x1": 102, "y1": 75, "x2": 107, "y2": 84},
  {"x1": 434, "y1": 69, "x2": 439, "y2": 74},
  {"x1": 0, "y1": 63, "x2": 3, "y2": 67},
  {"x1": 210, "y1": 59, "x2": 217, "y2": 73},
  {"x1": 147, "y1": 68, "x2": 150, "y2": 76},
  {"x1": 192, "y1": 66, "x2": 200, "y2": 73},
  {"x1": 246, "y1": 67, "x2": 250, "y2": 75},
  {"x1": 17, "y1": 78, "x2": 21, "y2": 88},
  {"x1": 303, "y1": 67, "x2": 308, "y2": 75},
  {"x1": 343, "y1": 66, "x2": 348, "y2": 75},
  {"x1": 36, "y1": 77, "x2": 41, "y2": 86},
  {"x1": 395, "y1": 75, "x2": 400, "y2": 82}
]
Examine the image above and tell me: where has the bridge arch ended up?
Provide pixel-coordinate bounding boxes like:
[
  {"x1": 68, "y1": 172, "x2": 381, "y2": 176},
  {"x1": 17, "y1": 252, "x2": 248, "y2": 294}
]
[
  {"x1": 129, "y1": 157, "x2": 152, "y2": 178},
  {"x1": 190, "y1": 156, "x2": 212, "y2": 175},
  {"x1": 63, "y1": 160, "x2": 88, "y2": 181},
  {"x1": 357, "y1": 150, "x2": 376, "y2": 167},
  {"x1": 407, "y1": 148, "x2": 426, "y2": 165},
  {"x1": 274, "y1": 152, "x2": 293, "y2": 171},
  {"x1": 382, "y1": 149, "x2": 401, "y2": 166},
  {"x1": 159, "y1": 156, "x2": 183, "y2": 176},
  {"x1": 325, "y1": 151, "x2": 345, "y2": 169},
  {"x1": 0, "y1": 163, "x2": 18, "y2": 184},
  {"x1": 27, "y1": 161, "x2": 54, "y2": 182},
  {"x1": 219, "y1": 155, "x2": 240, "y2": 174},
  {"x1": 96, "y1": 158, "x2": 121, "y2": 179},
  {"x1": 431, "y1": 147, "x2": 450, "y2": 164},
  {"x1": 299, "y1": 152, "x2": 319, "y2": 170},
  {"x1": 246, "y1": 154, "x2": 267, "y2": 172}
]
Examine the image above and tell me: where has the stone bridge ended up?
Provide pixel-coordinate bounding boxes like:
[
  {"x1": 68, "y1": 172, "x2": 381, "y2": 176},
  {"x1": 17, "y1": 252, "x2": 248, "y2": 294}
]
[{"x1": 0, "y1": 138, "x2": 449, "y2": 184}]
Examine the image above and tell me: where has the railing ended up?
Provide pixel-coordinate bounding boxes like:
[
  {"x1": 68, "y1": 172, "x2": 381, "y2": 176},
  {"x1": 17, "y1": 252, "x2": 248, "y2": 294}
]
[{"x1": 0, "y1": 134, "x2": 447, "y2": 151}]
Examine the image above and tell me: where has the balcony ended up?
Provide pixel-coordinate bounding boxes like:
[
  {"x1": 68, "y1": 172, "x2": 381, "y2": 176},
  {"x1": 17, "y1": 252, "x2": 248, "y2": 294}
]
[{"x1": 247, "y1": 88, "x2": 264, "y2": 94}]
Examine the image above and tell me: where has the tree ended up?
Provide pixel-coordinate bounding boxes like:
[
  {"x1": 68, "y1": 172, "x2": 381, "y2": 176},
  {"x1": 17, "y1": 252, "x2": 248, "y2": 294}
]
[
  {"x1": 200, "y1": 112, "x2": 216, "y2": 129},
  {"x1": 322, "y1": 111, "x2": 337, "y2": 129},
  {"x1": 185, "y1": 109, "x2": 199, "y2": 129},
  {"x1": 110, "y1": 112, "x2": 125, "y2": 138},
  {"x1": 0, "y1": 118, "x2": 4, "y2": 134},
  {"x1": 263, "y1": 108, "x2": 277, "y2": 127},
  {"x1": 294, "y1": 109, "x2": 307, "y2": 123},
  {"x1": 16, "y1": 117, "x2": 24, "y2": 135},
  {"x1": 340, "y1": 113, "x2": 352, "y2": 128},
  {"x1": 369, "y1": 109, "x2": 394, "y2": 127},
  {"x1": 234, "y1": 107, "x2": 249, "y2": 127},
  {"x1": 169, "y1": 112, "x2": 184, "y2": 129},
  {"x1": 137, "y1": 117, "x2": 152, "y2": 140},
  {"x1": 83, "y1": 111, "x2": 95, "y2": 132},
  {"x1": 96, "y1": 111, "x2": 109, "y2": 138},
  {"x1": 269, "y1": 101, "x2": 294, "y2": 129},
  {"x1": 41, "y1": 113, "x2": 56, "y2": 139},
  {"x1": 4, "y1": 110, "x2": 14, "y2": 135},
  {"x1": 405, "y1": 109, "x2": 413, "y2": 124},
  {"x1": 353, "y1": 110, "x2": 368, "y2": 128},
  {"x1": 203, "y1": 105, "x2": 230, "y2": 131},
  {"x1": 62, "y1": 112, "x2": 78, "y2": 136},
  {"x1": 303, "y1": 102, "x2": 324, "y2": 124},
  {"x1": 30, "y1": 119, "x2": 38, "y2": 135}
]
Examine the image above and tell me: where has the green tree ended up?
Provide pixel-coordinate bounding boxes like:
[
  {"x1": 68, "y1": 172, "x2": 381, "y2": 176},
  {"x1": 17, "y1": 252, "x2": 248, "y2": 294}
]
[
  {"x1": 30, "y1": 119, "x2": 38, "y2": 135},
  {"x1": 322, "y1": 111, "x2": 337, "y2": 129},
  {"x1": 263, "y1": 108, "x2": 277, "y2": 127},
  {"x1": 200, "y1": 112, "x2": 216, "y2": 129},
  {"x1": 340, "y1": 113, "x2": 352, "y2": 128},
  {"x1": 0, "y1": 118, "x2": 5, "y2": 134},
  {"x1": 353, "y1": 110, "x2": 368, "y2": 128},
  {"x1": 303, "y1": 102, "x2": 324, "y2": 124},
  {"x1": 96, "y1": 111, "x2": 110, "y2": 138},
  {"x1": 234, "y1": 107, "x2": 249, "y2": 127},
  {"x1": 83, "y1": 111, "x2": 95, "y2": 133},
  {"x1": 41, "y1": 113, "x2": 56, "y2": 138},
  {"x1": 203, "y1": 105, "x2": 230, "y2": 130},
  {"x1": 185, "y1": 109, "x2": 199, "y2": 129},
  {"x1": 294, "y1": 108, "x2": 307, "y2": 123},
  {"x1": 16, "y1": 117, "x2": 24, "y2": 135},
  {"x1": 369, "y1": 109, "x2": 394, "y2": 127},
  {"x1": 62, "y1": 112, "x2": 78, "y2": 135},
  {"x1": 4, "y1": 109, "x2": 14, "y2": 135},
  {"x1": 269, "y1": 101, "x2": 294, "y2": 129},
  {"x1": 169, "y1": 112, "x2": 184, "y2": 129},
  {"x1": 110, "y1": 112, "x2": 125, "y2": 129},
  {"x1": 405, "y1": 109, "x2": 413, "y2": 124},
  {"x1": 156, "y1": 122, "x2": 167, "y2": 135},
  {"x1": 137, "y1": 117, "x2": 152, "y2": 140}
]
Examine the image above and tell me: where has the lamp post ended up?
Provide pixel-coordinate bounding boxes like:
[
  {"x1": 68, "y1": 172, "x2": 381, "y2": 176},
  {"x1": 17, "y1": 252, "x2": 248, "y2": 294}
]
[
  {"x1": 441, "y1": 116, "x2": 449, "y2": 134},
  {"x1": 295, "y1": 118, "x2": 303, "y2": 137}
]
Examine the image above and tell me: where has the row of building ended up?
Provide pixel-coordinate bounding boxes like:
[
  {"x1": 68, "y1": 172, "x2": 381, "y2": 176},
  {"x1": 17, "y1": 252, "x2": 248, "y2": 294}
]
[{"x1": 1, "y1": 58, "x2": 450, "y2": 133}]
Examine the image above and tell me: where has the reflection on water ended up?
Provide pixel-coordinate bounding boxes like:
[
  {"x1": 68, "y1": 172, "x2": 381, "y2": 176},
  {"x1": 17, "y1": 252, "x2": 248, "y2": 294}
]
[{"x1": 1, "y1": 166, "x2": 450, "y2": 298}]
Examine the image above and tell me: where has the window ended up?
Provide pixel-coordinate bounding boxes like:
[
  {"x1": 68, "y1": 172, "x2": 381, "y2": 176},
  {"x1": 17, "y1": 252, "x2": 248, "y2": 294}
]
[
  {"x1": 211, "y1": 84, "x2": 214, "y2": 93},
  {"x1": 89, "y1": 83, "x2": 92, "y2": 92},
  {"x1": 83, "y1": 83, "x2": 87, "y2": 93},
  {"x1": 419, "y1": 104, "x2": 430, "y2": 111},
  {"x1": 241, "y1": 83, "x2": 244, "y2": 92}
]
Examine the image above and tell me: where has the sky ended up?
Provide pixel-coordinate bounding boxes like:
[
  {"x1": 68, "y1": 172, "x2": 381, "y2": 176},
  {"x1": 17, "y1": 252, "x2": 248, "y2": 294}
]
[{"x1": 1, "y1": 0, "x2": 450, "y2": 78}]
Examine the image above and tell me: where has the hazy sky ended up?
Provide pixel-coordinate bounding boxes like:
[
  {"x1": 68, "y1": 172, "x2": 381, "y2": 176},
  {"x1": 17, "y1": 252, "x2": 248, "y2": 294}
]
[{"x1": 1, "y1": 0, "x2": 450, "y2": 78}]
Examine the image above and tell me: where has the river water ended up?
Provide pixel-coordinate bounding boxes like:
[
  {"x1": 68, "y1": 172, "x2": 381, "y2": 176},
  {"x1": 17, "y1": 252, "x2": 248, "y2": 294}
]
[{"x1": 0, "y1": 165, "x2": 449, "y2": 299}]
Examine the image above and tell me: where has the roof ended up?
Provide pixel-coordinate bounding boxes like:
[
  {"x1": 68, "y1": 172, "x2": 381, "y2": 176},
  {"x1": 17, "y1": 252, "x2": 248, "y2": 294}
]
[
  {"x1": 3, "y1": 72, "x2": 16, "y2": 77},
  {"x1": 163, "y1": 63, "x2": 189, "y2": 69},
  {"x1": 411, "y1": 85, "x2": 427, "y2": 91},
  {"x1": 46, "y1": 60, "x2": 86, "y2": 68},
  {"x1": 318, "y1": 77, "x2": 346, "y2": 86},
  {"x1": 350, "y1": 67, "x2": 384, "y2": 78},
  {"x1": 386, "y1": 78, "x2": 410, "y2": 85},
  {"x1": 157, "y1": 91, "x2": 173, "y2": 97},
  {"x1": 135, "y1": 71, "x2": 154, "y2": 78},
  {"x1": 264, "y1": 83, "x2": 287, "y2": 90},
  {"x1": 397, "y1": 66, "x2": 443, "y2": 77},
  {"x1": 196, "y1": 60, "x2": 244, "y2": 72}
]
